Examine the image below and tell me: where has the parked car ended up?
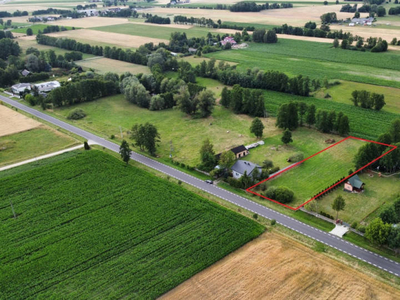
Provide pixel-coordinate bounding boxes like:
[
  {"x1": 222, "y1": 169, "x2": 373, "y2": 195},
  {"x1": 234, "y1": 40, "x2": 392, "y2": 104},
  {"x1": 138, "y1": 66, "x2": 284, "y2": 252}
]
[{"x1": 205, "y1": 179, "x2": 213, "y2": 184}]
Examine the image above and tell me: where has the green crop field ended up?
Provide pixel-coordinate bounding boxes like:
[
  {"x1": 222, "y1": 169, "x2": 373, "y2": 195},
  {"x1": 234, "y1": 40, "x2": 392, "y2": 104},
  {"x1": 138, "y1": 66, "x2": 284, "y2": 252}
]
[
  {"x1": 0, "y1": 127, "x2": 78, "y2": 167},
  {"x1": 92, "y1": 23, "x2": 220, "y2": 40},
  {"x1": 0, "y1": 150, "x2": 264, "y2": 299},
  {"x1": 206, "y1": 40, "x2": 400, "y2": 89},
  {"x1": 260, "y1": 138, "x2": 369, "y2": 208}
]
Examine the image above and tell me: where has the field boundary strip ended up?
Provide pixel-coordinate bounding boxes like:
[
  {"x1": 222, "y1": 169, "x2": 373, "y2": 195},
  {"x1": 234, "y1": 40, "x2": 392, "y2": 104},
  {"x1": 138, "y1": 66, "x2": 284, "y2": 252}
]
[{"x1": 247, "y1": 136, "x2": 398, "y2": 211}]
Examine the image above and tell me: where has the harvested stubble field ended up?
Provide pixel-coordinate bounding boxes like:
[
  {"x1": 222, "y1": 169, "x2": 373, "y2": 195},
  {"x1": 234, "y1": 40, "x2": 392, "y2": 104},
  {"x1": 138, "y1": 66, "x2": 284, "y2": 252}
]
[
  {"x1": 0, "y1": 104, "x2": 40, "y2": 137},
  {"x1": 256, "y1": 138, "x2": 371, "y2": 208},
  {"x1": 161, "y1": 232, "x2": 400, "y2": 300},
  {"x1": 76, "y1": 57, "x2": 151, "y2": 75},
  {"x1": 0, "y1": 150, "x2": 264, "y2": 299},
  {"x1": 48, "y1": 29, "x2": 169, "y2": 49},
  {"x1": 330, "y1": 24, "x2": 400, "y2": 43},
  {"x1": 48, "y1": 16, "x2": 132, "y2": 29}
]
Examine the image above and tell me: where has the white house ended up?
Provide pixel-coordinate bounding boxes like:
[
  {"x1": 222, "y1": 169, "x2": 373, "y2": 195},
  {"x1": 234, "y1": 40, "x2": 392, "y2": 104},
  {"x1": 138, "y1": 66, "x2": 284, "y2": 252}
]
[
  {"x1": 231, "y1": 160, "x2": 262, "y2": 179},
  {"x1": 77, "y1": 9, "x2": 98, "y2": 17},
  {"x1": 11, "y1": 83, "x2": 31, "y2": 95},
  {"x1": 33, "y1": 81, "x2": 61, "y2": 93}
]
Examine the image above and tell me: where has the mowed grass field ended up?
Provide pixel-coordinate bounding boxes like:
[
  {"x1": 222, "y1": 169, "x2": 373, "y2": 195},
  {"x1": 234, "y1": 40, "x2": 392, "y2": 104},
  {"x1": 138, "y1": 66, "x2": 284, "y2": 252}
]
[
  {"x1": 258, "y1": 138, "x2": 369, "y2": 208},
  {"x1": 317, "y1": 173, "x2": 400, "y2": 224},
  {"x1": 12, "y1": 24, "x2": 75, "y2": 35},
  {"x1": 0, "y1": 150, "x2": 264, "y2": 299},
  {"x1": 76, "y1": 57, "x2": 151, "y2": 75},
  {"x1": 206, "y1": 40, "x2": 400, "y2": 89}
]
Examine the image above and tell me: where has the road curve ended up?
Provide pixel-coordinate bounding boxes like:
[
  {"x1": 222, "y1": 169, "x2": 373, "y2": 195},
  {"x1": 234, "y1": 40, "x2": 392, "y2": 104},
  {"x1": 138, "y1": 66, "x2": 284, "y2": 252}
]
[{"x1": 1, "y1": 95, "x2": 399, "y2": 277}]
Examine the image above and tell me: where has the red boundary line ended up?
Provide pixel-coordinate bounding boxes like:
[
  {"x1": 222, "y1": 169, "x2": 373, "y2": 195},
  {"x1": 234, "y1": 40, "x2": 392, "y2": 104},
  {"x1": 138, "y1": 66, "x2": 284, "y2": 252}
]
[{"x1": 246, "y1": 136, "x2": 397, "y2": 211}]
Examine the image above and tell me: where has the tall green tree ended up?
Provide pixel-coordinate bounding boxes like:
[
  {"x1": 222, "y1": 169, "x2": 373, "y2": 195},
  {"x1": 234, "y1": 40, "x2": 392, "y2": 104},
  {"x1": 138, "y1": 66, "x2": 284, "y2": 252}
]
[
  {"x1": 175, "y1": 86, "x2": 195, "y2": 115},
  {"x1": 365, "y1": 218, "x2": 391, "y2": 246},
  {"x1": 250, "y1": 117, "x2": 264, "y2": 139},
  {"x1": 281, "y1": 129, "x2": 293, "y2": 145},
  {"x1": 119, "y1": 140, "x2": 131, "y2": 165},
  {"x1": 219, "y1": 150, "x2": 236, "y2": 173},
  {"x1": 338, "y1": 115, "x2": 350, "y2": 136},
  {"x1": 220, "y1": 86, "x2": 231, "y2": 108},
  {"x1": 297, "y1": 102, "x2": 307, "y2": 127},
  {"x1": 199, "y1": 139, "x2": 216, "y2": 171},
  {"x1": 26, "y1": 28, "x2": 33, "y2": 36},
  {"x1": 130, "y1": 123, "x2": 160, "y2": 156},
  {"x1": 306, "y1": 104, "x2": 316, "y2": 127},
  {"x1": 231, "y1": 84, "x2": 243, "y2": 114},
  {"x1": 389, "y1": 119, "x2": 400, "y2": 143},
  {"x1": 197, "y1": 89, "x2": 215, "y2": 118},
  {"x1": 331, "y1": 195, "x2": 345, "y2": 220}
]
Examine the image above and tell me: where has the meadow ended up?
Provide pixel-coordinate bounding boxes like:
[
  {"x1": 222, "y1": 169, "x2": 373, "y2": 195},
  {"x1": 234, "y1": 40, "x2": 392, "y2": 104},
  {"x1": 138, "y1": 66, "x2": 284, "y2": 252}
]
[
  {"x1": 0, "y1": 150, "x2": 264, "y2": 299},
  {"x1": 76, "y1": 57, "x2": 151, "y2": 75},
  {"x1": 12, "y1": 24, "x2": 75, "y2": 35},
  {"x1": 256, "y1": 137, "x2": 369, "y2": 208}
]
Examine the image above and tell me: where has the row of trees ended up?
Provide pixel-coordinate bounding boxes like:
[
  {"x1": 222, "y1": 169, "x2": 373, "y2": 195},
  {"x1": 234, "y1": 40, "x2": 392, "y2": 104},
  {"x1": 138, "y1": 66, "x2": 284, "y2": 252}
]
[
  {"x1": 273, "y1": 23, "x2": 352, "y2": 40},
  {"x1": 0, "y1": 30, "x2": 13, "y2": 40},
  {"x1": 350, "y1": 90, "x2": 385, "y2": 110},
  {"x1": 389, "y1": 6, "x2": 400, "y2": 15},
  {"x1": 32, "y1": 8, "x2": 72, "y2": 15},
  {"x1": 173, "y1": 15, "x2": 216, "y2": 27},
  {"x1": 49, "y1": 78, "x2": 118, "y2": 107},
  {"x1": 102, "y1": 8, "x2": 138, "y2": 18},
  {"x1": 252, "y1": 29, "x2": 278, "y2": 44},
  {"x1": 230, "y1": 1, "x2": 292, "y2": 12},
  {"x1": 334, "y1": 36, "x2": 389, "y2": 53},
  {"x1": 220, "y1": 85, "x2": 265, "y2": 117},
  {"x1": 276, "y1": 102, "x2": 350, "y2": 135},
  {"x1": 0, "y1": 10, "x2": 28, "y2": 17},
  {"x1": 145, "y1": 15, "x2": 171, "y2": 24},
  {"x1": 0, "y1": 38, "x2": 21, "y2": 60}
]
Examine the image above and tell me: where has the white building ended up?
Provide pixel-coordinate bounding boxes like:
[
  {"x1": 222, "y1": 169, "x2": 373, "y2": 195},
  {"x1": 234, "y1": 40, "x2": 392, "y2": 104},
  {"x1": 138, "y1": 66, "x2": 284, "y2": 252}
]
[
  {"x1": 11, "y1": 83, "x2": 31, "y2": 95},
  {"x1": 33, "y1": 81, "x2": 61, "y2": 93},
  {"x1": 77, "y1": 9, "x2": 98, "y2": 17}
]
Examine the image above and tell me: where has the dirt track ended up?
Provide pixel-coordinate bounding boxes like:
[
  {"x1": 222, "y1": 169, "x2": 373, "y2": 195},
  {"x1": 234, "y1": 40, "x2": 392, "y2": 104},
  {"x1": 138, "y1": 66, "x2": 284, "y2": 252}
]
[
  {"x1": 0, "y1": 105, "x2": 40, "y2": 137},
  {"x1": 161, "y1": 232, "x2": 400, "y2": 300}
]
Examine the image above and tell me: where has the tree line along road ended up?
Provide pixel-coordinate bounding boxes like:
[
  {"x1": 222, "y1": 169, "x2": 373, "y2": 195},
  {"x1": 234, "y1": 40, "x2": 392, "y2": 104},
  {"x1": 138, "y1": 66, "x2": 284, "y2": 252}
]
[{"x1": 1, "y1": 94, "x2": 399, "y2": 277}]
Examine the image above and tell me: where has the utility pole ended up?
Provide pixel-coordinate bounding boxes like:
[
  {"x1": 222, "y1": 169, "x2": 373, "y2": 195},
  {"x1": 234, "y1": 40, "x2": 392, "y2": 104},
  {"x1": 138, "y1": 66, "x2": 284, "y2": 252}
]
[{"x1": 10, "y1": 201, "x2": 16, "y2": 219}]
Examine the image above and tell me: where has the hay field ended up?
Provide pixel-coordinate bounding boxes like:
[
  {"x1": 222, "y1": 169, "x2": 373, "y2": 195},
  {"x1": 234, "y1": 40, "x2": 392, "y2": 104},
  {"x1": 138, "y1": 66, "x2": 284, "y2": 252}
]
[
  {"x1": 0, "y1": 105, "x2": 40, "y2": 137},
  {"x1": 331, "y1": 24, "x2": 400, "y2": 42},
  {"x1": 77, "y1": 57, "x2": 151, "y2": 75},
  {"x1": 49, "y1": 16, "x2": 132, "y2": 29},
  {"x1": 47, "y1": 29, "x2": 169, "y2": 49},
  {"x1": 147, "y1": 6, "x2": 368, "y2": 27},
  {"x1": 161, "y1": 232, "x2": 400, "y2": 300}
]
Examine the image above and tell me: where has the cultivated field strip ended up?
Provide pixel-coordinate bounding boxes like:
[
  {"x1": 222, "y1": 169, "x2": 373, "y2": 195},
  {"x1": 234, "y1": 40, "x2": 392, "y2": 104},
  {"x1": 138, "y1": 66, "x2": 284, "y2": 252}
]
[{"x1": 0, "y1": 151, "x2": 264, "y2": 299}]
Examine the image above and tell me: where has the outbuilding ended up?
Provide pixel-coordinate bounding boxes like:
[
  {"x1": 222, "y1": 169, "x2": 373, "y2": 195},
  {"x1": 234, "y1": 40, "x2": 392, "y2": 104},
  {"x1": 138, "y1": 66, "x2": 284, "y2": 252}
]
[{"x1": 344, "y1": 174, "x2": 364, "y2": 192}]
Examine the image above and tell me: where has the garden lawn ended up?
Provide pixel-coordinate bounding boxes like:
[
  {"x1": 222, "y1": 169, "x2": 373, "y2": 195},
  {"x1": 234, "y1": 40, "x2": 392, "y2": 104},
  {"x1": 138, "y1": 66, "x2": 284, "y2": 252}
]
[
  {"x1": 317, "y1": 173, "x2": 400, "y2": 224},
  {"x1": 49, "y1": 94, "x2": 278, "y2": 166},
  {"x1": 0, "y1": 127, "x2": 78, "y2": 167},
  {"x1": 321, "y1": 80, "x2": 400, "y2": 115},
  {"x1": 206, "y1": 39, "x2": 400, "y2": 89},
  {"x1": 258, "y1": 138, "x2": 369, "y2": 208},
  {"x1": 0, "y1": 150, "x2": 264, "y2": 299}
]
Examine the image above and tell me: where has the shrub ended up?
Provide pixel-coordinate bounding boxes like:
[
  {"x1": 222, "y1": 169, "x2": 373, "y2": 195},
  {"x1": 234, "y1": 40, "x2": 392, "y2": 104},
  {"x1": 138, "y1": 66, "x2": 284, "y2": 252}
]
[
  {"x1": 314, "y1": 242, "x2": 327, "y2": 252},
  {"x1": 271, "y1": 219, "x2": 276, "y2": 226},
  {"x1": 178, "y1": 180, "x2": 182, "y2": 185},
  {"x1": 84, "y1": 141, "x2": 90, "y2": 150},
  {"x1": 67, "y1": 109, "x2": 86, "y2": 120},
  {"x1": 270, "y1": 166, "x2": 280, "y2": 174},
  {"x1": 253, "y1": 213, "x2": 258, "y2": 220},
  {"x1": 358, "y1": 225, "x2": 366, "y2": 233},
  {"x1": 319, "y1": 211, "x2": 334, "y2": 219},
  {"x1": 110, "y1": 134, "x2": 115, "y2": 139},
  {"x1": 351, "y1": 221, "x2": 358, "y2": 229},
  {"x1": 288, "y1": 152, "x2": 304, "y2": 163},
  {"x1": 265, "y1": 186, "x2": 294, "y2": 204}
]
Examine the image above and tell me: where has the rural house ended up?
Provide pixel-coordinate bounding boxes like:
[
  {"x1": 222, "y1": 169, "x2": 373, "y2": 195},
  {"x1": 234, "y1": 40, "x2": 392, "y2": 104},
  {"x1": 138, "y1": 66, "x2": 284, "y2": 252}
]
[
  {"x1": 344, "y1": 174, "x2": 365, "y2": 192},
  {"x1": 221, "y1": 36, "x2": 237, "y2": 46},
  {"x1": 11, "y1": 83, "x2": 31, "y2": 95},
  {"x1": 231, "y1": 160, "x2": 262, "y2": 179}
]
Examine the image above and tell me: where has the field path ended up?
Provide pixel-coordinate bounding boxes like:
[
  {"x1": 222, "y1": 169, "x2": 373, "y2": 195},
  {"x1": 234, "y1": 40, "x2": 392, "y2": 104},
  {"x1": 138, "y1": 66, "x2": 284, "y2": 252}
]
[{"x1": 1, "y1": 94, "x2": 399, "y2": 278}]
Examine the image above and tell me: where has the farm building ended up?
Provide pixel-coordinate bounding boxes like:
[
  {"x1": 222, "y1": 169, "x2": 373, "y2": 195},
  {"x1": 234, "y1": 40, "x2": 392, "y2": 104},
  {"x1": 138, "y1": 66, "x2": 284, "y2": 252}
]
[
  {"x1": 21, "y1": 69, "x2": 31, "y2": 77},
  {"x1": 221, "y1": 37, "x2": 237, "y2": 46},
  {"x1": 77, "y1": 9, "x2": 99, "y2": 16},
  {"x1": 11, "y1": 83, "x2": 31, "y2": 95},
  {"x1": 351, "y1": 17, "x2": 374, "y2": 25},
  {"x1": 33, "y1": 81, "x2": 61, "y2": 93},
  {"x1": 344, "y1": 174, "x2": 364, "y2": 192},
  {"x1": 231, "y1": 160, "x2": 262, "y2": 179}
]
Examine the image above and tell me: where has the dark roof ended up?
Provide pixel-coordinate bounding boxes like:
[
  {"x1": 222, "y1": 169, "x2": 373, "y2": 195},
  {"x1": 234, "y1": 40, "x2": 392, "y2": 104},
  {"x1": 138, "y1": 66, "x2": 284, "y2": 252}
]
[
  {"x1": 348, "y1": 174, "x2": 364, "y2": 189},
  {"x1": 231, "y1": 160, "x2": 261, "y2": 176},
  {"x1": 230, "y1": 145, "x2": 247, "y2": 155}
]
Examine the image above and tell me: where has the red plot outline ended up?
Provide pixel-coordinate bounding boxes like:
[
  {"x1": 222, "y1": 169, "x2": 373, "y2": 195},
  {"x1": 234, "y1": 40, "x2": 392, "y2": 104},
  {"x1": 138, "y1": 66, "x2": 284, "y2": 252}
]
[{"x1": 246, "y1": 136, "x2": 397, "y2": 211}]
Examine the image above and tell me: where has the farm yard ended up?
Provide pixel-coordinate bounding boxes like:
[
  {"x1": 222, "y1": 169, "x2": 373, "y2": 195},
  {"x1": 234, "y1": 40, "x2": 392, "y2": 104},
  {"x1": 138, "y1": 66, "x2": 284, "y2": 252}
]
[
  {"x1": 251, "y1": 137, "x2": 376, "y2": 209},
  {"x1": 161, "y1": 231, "x2": 400, "y2": 300},
  {"x1": 0, "y1": 150, "x2": 264, "y2": 299}
]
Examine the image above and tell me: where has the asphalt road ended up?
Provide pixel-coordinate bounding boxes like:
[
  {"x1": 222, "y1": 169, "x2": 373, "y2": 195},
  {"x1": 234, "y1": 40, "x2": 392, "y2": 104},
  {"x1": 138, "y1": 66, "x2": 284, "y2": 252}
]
[{"x1": 2, "y1": 95, "x2": 400, "y2": 277}]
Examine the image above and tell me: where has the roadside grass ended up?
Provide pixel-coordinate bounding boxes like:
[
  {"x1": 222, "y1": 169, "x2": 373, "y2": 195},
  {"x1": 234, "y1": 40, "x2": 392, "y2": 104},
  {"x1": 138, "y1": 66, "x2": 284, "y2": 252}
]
[
  {"x1": 0, "y1": 127, "x2": 79, "y2": 167},
  {"x1": 261, "y1": 138, "x2": 368, "y2": 208},
  {"x1": 316, "y1": 173, "x2": 400, "y2": 224},
  {"x1": 206, "y1": 39, "x2": 400, "y2": 89},
  {"x1": 12, "y1": 24, "x2": 76, "y2": 35},
  {"x1": 319, "y1": 80, "x2": 400, "y2": 114},
  {"x1": 0, "y1": 150, "x2": 264, "y2": 299},
  {"x1": 76, "y1": 57, "x2": 151, "y2": 75}
]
